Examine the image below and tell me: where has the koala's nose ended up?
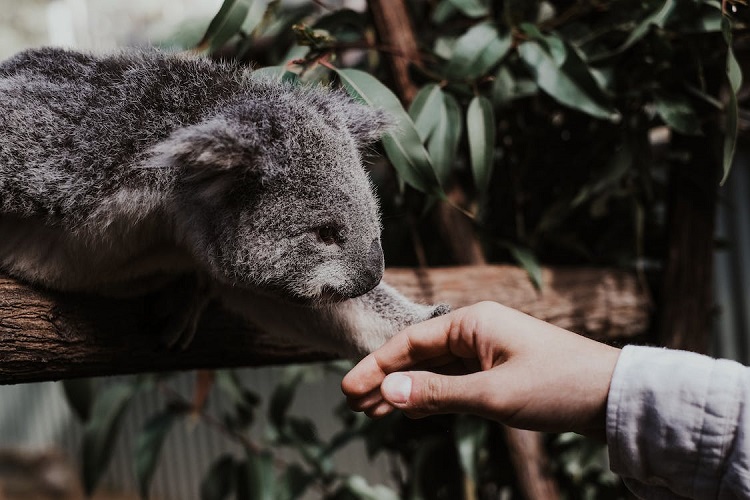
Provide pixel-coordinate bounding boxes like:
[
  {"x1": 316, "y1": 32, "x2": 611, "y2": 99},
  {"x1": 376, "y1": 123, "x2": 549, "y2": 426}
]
[
  {"x1": 344, "y1": 239, "x2": 384, "y2": 298},
  {"x1": 357, "y1": 238, "x2": 384, "y2": 295},
  {"x1": 367, "y1": 238, "x2": 385, "y2": 280}
]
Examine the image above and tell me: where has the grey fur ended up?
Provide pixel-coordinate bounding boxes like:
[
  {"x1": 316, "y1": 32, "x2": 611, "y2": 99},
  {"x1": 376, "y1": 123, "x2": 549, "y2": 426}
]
[{"x1": 0, "y1": 47, "x2": 445, "y2": 356}]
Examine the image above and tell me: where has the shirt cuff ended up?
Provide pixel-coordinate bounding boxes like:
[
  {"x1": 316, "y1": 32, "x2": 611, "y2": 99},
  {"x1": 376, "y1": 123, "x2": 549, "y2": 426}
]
[{"x1": 606, "y1": 345, "x2": 744, "y2": 499}]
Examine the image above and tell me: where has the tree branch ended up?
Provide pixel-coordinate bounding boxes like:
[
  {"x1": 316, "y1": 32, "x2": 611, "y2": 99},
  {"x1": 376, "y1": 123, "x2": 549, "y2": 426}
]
[{"x1": 0, "y1": 265, "x2": 649, "y2": 385}]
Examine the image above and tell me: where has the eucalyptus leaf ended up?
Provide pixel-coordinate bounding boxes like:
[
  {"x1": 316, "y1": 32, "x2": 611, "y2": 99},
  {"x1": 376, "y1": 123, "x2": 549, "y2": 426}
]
[
  {"x1": 201, "y1": 454, "x2": 237, "y2": 500},
  {"x1": 447, "y1": 0, "x2": 489, "y2": 18},
  {"x1": 240, "y1": 0, "x2": 269, "y2": 36},
  {"x1": 276, "y1": 464, "x2": 313, "y2": 500},
  {"x1": 422, "y1": 89, "x2": 461, "y2": 186},
  {"x1": 492, "y1": 66, "x2": 537, "y2": 106},
  {"x1": 616, "y1": 0, "x2": 675, "y2": 55},
  {"x1": 654, "y1": 93, "x2": 701, "y2": 135},
  {"x1": 251, "y1": 66, "x2": 297, "y2": 83},
  {"x1": 135, "y1": 406, "x2": 187, "y2": 499},
  {"x1": 432, "y1": 0, "x2": 458, "y2": 24},
  {"x1": 467, "y1": 96, "x2": 495, "y2": 195},
  {"x1": 455, "y1": 415, "x2": 488, "y2": 488},
  {"x1": 518, "y1": 41, "x2": 619, "y2": 121},
  {"x1": 446, "y1": 23, "x2": 512, "y2": 80},
  {"x1": 721, "y1": 17, "x2": 742, "y2": 185},
  {"x1": 502, "y1": 242, "x2": 543, "y2": 289},
  {"x1": 61, "y1": 378, "x2": 95, "y2": 422},
  {"x1": 409, "y1": 84, "x2": 444, "y2": 141},
  {"x1": 236, "y1": 451, "x2": 275, "y2": 500},
  {"x1": 82, "y1": 382, "x2": 139, "y2": 494},
  {"x1": 269, "y1": 369, "x2": 306, "y2": 432},
  {"x1": 336, "y1": 68, "x2": 442, "y2": 195},
  {"x1": 198, "y1": 0, "x2": 253, "y2": 52},
  {"x1": 341, "y1": 476, "x2": 400, "y2": 500}
]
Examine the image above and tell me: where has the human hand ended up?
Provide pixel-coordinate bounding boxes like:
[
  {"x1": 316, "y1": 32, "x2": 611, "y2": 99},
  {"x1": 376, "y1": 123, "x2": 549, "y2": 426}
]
[{"x1": 342, "y1": 301, "x2": 621, "y2": 437}]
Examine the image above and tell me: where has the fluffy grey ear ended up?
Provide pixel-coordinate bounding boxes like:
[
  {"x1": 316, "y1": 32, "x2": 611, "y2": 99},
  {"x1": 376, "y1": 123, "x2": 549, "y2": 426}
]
[
  {"x1": 149, "y1": 119, "x2": 261, "y2": 199},
  {"x1": 343, "y1": 103, "x2": 395, "y2": 147}
]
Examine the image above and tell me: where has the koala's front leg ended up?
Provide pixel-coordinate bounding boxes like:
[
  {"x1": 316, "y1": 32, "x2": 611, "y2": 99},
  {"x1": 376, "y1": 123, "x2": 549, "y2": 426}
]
[
  {"x1": 149, "y1": 273, "x2": 214, "y2": 350},
  {"x1": 218, "y1": 282, "x2": 449, "y2": 359}
]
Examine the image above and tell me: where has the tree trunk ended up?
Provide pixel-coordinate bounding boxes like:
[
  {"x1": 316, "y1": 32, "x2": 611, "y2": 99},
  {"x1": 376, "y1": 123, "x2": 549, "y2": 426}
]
[
  {"x1": 0, "y1": 265, "x2": 648, "y2": 385},
  {"x1": 659, "y1": 133, "x2": 720, "y2": 353}
]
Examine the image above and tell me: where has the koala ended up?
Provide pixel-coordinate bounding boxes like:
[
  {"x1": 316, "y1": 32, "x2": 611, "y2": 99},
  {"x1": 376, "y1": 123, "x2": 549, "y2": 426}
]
[{"x1": 0, "y1": 47, "x2": 447, "y2": 358}]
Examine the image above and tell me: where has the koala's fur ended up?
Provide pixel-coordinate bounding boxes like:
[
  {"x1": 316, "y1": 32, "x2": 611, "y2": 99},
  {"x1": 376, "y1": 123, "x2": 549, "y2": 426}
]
[{"x1": 0, "y1": 47, "x2": 446, "y2": 357}]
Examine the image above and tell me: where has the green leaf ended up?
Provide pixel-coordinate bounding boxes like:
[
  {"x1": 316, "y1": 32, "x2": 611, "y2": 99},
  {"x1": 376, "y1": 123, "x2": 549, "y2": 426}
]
[
  {"x1": 240, "y1": 0, "x2": 269, "y2": 36},
  {"x1": 409, "y1": 84, "x2": 444, "y2": 141},
  {"x1": 467, "y1": 96, "x2": 495, "y2": 195},
  {"x1": 61, "y1": 378, "x2": 95, "y2": 422},
  {"x1": 275, "y1": 464, "x2": 312, "y2": 500},
  {"x1": 492, "y1": 66, "x2": 537, "y2": 106},
  {"x1": 501, "y1": 242, "x2": 543, "y2": 289},
  {"x1": 340, "y1": 476, "x2": 400, "y2": 500},
  {"x1": 721, "y1": 17, "x2": 742, "y2": 185},
  {"x1": 654, "y1": 93, "x2": 701, "y2": 135},
  {"x1": 251, "y1": 66, "x2": 297, "y2": 83},
  {"x1": 616, "y1": 0, "x2": 675, "y2": 54},
  {"x1": 518, "y1": 41, "x2": 619, "y2": 121},
  {"x1": 446, "y1": 23, "x2": 512, "y2": 80},
  {"x1": 82, "y1": 382, "x2": 138, "y2": 494},
  {"x1": 412, "y1": 88, "x2": 461, "y2": 186},
  {"x1": 447, "y1": 0, "x2": 489, "y2": 18},
  {"x1": 216, "y1": 370, "x2": 260, "y2": 431},
  {"x1": 336, "y1": 68, "x2": 442, "y2": 196},
  {"x1": 201, "y1": 454, "x2": 237, "y2": 500},
  {"x1": 199, "y1": 0, "x2": 253, "y2": 52},
  {"x1": 455, "y1": 415, "x2": 488, "y2": 490},
  {"x1": 432, "y1": 0, "x2": 458, "y2": 24},
  {"x1": 236, "y1": 452, "x2": 275, "y2": 500},
  {"x1": 135, "y1": 405, "x2": 187, "y2": 499},
  {"x1": 405, "y1": 437, "x2": 444, "y2": 500},
  {"x1": 268, "y1": 368, "x2": 306, "y2": 432}
]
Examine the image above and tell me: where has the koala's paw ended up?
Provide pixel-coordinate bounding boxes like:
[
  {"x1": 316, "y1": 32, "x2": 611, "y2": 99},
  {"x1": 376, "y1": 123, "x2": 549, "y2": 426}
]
[
  {"x1": 149, "y1": 273, "x2": 213, "y2": 350},
  {"x1": 430, "y1": 304, "x2": 451, "y2": 318}
]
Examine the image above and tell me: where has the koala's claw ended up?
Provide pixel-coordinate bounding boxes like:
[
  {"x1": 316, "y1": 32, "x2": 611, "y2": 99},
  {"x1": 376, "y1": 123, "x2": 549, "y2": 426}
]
[{"x1": 150, "y1": 274, "x2": 213, "y2": 350}]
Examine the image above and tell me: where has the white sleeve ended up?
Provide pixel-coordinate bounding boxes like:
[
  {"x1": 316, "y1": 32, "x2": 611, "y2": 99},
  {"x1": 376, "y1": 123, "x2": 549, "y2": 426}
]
[{"x1": 606, "y1": 345, "x2": 750, "y2": 499}]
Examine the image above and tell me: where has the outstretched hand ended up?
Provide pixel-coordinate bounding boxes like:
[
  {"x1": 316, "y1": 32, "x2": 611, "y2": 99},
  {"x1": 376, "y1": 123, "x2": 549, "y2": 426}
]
[{"x1": 342, "y1": 301, "x2": 621, "y2": 437}]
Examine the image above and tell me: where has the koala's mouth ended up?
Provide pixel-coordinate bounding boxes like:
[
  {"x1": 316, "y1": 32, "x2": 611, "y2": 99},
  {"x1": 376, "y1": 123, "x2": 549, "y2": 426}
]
[{"x1": 317, "y1": 286, "x2": 352, "y2": 304}]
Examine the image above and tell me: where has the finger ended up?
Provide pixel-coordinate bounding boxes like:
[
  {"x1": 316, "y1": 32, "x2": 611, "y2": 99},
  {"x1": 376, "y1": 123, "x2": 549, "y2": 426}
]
[
  {"x1": 346, "y1": 387, "x2": 384, "y2": 412},
  {"x1": 365, "y1": 400, "x2": 395, "y2": 419},
  {"x1": 380, "y1": 371, "x2": 493, "y2": 417},
  {"x1": 342, "y1": 311, "x2": 458, "y2": 398}
]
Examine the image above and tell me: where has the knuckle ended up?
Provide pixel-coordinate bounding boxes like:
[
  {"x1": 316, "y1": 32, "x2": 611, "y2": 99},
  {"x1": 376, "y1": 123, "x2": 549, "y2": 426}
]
[
  {"x1": 472, "y1": 301, "x2": 501, "y2": 315},
  {"x1": 421, "y1": 376, "x2": 444, "y2": 413}
]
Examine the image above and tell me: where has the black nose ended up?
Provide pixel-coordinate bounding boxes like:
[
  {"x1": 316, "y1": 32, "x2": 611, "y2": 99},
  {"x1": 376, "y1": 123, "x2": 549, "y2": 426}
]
[
  {"x1": 368, "y1": 238, "x2": 384, "y2": 277},
  {"x1": 345, "y1": 239, "x2": 384, "y2": 298}
]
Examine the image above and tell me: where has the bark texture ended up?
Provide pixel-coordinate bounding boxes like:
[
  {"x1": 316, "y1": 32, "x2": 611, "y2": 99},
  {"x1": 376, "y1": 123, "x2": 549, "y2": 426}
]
[{"x1": 0, "y1": 265, "x2": 648, "y2": 385}]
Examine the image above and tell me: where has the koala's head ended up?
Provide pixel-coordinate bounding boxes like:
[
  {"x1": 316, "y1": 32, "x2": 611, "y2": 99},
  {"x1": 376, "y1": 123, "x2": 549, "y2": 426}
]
[{"x1": 159, "y1": 83, "x2": 391, "y2": 304}]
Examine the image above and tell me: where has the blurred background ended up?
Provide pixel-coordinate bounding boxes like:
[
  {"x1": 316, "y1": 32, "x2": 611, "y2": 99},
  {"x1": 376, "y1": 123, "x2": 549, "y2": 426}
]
[{"x1": 0, "y1": 0, "x2": 748, "y2": 498}]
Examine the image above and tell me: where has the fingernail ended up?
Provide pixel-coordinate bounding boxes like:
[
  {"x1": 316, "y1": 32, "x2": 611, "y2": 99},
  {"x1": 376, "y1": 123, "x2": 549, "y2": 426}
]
[{"x1": 382, "y1": 373, "x2": 412, "y2": 404}]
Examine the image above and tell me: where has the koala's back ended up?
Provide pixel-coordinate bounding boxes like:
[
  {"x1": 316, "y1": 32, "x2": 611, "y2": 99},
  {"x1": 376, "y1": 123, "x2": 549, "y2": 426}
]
[{"x1": 0, "y1": 48, "x2": 245, "y2": 223}]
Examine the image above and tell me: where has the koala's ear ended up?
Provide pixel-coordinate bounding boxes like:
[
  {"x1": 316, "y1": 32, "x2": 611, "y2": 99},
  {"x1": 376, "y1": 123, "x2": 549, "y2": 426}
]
[
  {"x1": 343, "y1": 103, "x2": 395, "y2": 147},
  {"x1": 149, "y1": 119, "x2": 262, "y2": 197}
]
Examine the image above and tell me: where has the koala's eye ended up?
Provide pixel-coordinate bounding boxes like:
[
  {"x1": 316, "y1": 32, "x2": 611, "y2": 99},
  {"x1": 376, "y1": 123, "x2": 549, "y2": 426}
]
[{"x1": 316, "y1": 225, "x2": 339, "y2": 245}]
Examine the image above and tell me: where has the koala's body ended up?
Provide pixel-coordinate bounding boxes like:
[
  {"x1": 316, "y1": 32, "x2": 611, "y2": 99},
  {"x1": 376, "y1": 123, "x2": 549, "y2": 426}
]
[{"x1": 0, "y1": 48, "x2": 445, "y2": 357}]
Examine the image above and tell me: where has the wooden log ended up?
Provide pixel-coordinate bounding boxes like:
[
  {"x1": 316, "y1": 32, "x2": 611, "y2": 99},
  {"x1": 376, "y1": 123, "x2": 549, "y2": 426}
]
[{"x1": 0, "y1": 266, "x2": 648, "y2": 385}]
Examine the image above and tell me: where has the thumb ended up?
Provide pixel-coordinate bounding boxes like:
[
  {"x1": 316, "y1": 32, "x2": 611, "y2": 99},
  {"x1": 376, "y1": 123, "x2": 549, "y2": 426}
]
[{"x1": 381, "y1": 371, "x2": 488, "y2": 417}]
